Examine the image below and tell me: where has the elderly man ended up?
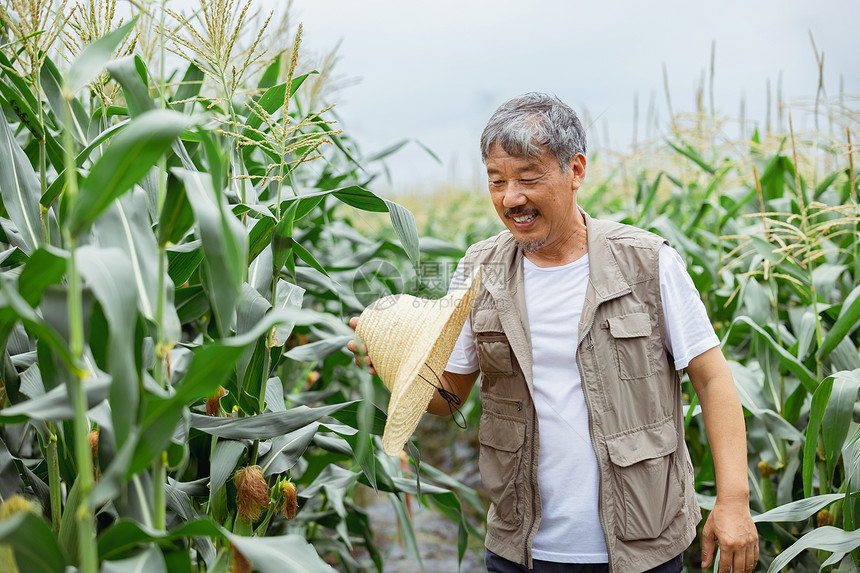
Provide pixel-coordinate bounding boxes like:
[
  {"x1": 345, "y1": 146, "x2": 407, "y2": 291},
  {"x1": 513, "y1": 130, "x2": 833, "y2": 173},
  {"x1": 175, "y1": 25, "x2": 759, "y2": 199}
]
[{"x1": 351, "y1": 93, "x2": 758, "y2": 573}]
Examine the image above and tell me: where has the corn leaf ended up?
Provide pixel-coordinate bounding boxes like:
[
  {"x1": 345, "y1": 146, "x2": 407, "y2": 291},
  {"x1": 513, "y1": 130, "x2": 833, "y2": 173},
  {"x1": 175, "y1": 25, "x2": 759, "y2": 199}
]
[
  {"x1": 240, "y1": 73, "x2": 315, "y2": 137},
  {"x1": 17, "y1": 246, "x2": 67, "y2": 307},
  {"x1": 0, "y1": 53, "x2": 40, "y2": 114},
  {"x1": 767, "y1": 526, "x2": 860, "y2": 572},
  {"x1": 365, "y1": 139, "x2": 409, "y2": 163},
  {"x1": 96, "y1": 518, "x2": 224, "y2": 562},
  {"x1": 0, "y1": 435, "x2": 25, "y2": 498},
  {"x1": 753, "y1": 493, "x2": 846, "y2": 523},
  {"x1": 57, "y1": 475, "x2": 82, "y2": 562},
  {"x1": 41, "y1": 119, "x2": 129, "y2": 207},
  {"x1": 0, "y1": 279, "x2": 74, "y2": 369},
  {"x1": 225, "y1": 532, "x2": 337, "y2": 573},
  {"x1": 0, "y1": 110, "x2": 42, "y2": 252},
  {"x1": 188, "y1": 402, "x2": 351, "y2": 440},
  {"x1": 256, "y1": 55, "x2": 281, "y2": 91},
  {"x1": 271, "y1": 279, "x2": 305, "y2": 347},
  {"x1": 208, "y1": 440, "x2": 244, "y2": 498},
  {"x1": 387, "y1": 491, "x2": 423, "y2": 568},
  {"x1": 818, "y1": 284, "x2": 860, "y2": 360},
  {"x1": 259, "y1": 423, "x2": 320, "y2": 476},
  {"x1": 158, "y1": 178, "x2": 195, "y2": 248},
  {"x1": 166, "y1": 242, "x2": 202, "y2": 287},
  {"x1": 0, "y1": 76, "x2": 44, "y2": 141},
  {"x1": 728, "y1": 316, "x2": 818, "y2": 392},
  {"x1": 101, "y1": 547, "x2": 166, "y2": 573},
  {"x1": 71, "y1": 110, "x2": 191, "y2": 235},
  {"x1": 748, "y1": 236, "x2": 809, "y2": 286},
  {"x1": 821, "y1": 370, "x2": 860, "y2": 478},
  {"x1": 666, "y1": 140, "x2": 716, "y2": 174},
  {"x1": 171, "y1": 61, "x2": 205, "y2": 111},
  {"x1": 272, "y1": 200, "x2": 300, "y2": 272},
  {"x1": 332, "y1": 186, "x2": 387, "y2": 212},
  {"x1": 129, "y1": 310, "x2": 290, "y2": 475},
  {"x1": 284, "y1": 336, "x2": 352, "y2": 362},
  {"x1": 67, "y1": 18, "x2": 138, "y2": 94},
  {"x1": 804, "y1": 376, "x2": 832, "y2": 497},
  {"x1": 759, "y1": 154, "x2": 792, "y2": 202},
  {"x1": 37, "y1": 54, "x2": 64, "y2": 127},
  {"x1": 290, "y1": 239, "x2": 327, "y2": 279},
  {"x1": 634, "y1": 172, "x2": 664, "y2": 225},
  {"x1": 0, "y1": 511, "x2": 66, "y2": 573},
  {"x1": 76, "y1": 246, "x2": 138, "y2": 444},
  {"x1": 95, "y1": 191, "x2": 179, "y2": 341},
  {"x1": 175, "y1": 167, "x2": 247, "y2": 336},
  {"x1": 729, "y1": 360, "x2": 802, "y2": 441},
  {"x1": 235, "y1": 285, "x2": 271, "y2": 414},
  {"x1": 0, "y1": 376, "x2": 110, "y2": 424},
  {"x1": 383, "y1": 199, "x2": 420, "y2": 267}
]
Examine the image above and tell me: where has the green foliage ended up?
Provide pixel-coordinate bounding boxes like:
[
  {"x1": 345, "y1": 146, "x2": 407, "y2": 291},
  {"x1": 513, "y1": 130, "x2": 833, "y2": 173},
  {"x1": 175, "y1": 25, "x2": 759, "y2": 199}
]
[
  {"x1": 602, "y1": 125, "x2": 860, "y2": 571},
  {"x1": 0, "y1": 2, "x2": 481, "y2": 572}
]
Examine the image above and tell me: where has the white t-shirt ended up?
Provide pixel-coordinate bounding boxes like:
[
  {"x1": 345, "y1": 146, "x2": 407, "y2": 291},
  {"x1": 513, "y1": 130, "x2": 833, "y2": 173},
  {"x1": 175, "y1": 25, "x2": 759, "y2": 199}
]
[{"x1": 445, "y1": 243, "x2": 719, "y2": 563}]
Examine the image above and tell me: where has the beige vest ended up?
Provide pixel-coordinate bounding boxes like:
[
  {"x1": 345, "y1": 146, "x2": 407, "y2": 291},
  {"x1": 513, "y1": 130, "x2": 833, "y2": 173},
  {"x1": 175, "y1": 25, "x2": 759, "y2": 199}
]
[{"x1": 464, "y1": 212, "x2": 700, "y2": 573}]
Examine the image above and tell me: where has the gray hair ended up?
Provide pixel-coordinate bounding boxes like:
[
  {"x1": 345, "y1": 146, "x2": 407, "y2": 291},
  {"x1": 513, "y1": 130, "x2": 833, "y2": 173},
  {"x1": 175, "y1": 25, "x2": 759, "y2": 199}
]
[{"x1": 480, "y1": 93, "x2": 587, "y2": 172}]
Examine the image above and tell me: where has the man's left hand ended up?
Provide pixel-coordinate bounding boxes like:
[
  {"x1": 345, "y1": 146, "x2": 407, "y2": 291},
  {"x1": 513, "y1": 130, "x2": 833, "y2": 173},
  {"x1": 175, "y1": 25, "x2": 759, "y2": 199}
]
[{"x1": 701, "y1": 496, "x2": 759, "y2": 573}]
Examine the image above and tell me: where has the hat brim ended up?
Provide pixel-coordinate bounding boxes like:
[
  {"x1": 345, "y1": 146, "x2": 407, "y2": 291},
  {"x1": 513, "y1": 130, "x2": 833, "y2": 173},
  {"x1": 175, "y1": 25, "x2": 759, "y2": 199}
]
[{"x1": 356, "y1": 265, "x2": 483, "y2": 456}]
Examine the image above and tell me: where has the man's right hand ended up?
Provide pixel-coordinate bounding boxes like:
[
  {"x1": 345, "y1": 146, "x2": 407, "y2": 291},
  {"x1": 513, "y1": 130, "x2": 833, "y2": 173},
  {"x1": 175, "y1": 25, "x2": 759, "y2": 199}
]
[
  {"x1": 347, "y1": 317, "x2": 377, "y2": 375},
  {"x1": 348, "y1": 316, "x2": 480, "y2": 415}
]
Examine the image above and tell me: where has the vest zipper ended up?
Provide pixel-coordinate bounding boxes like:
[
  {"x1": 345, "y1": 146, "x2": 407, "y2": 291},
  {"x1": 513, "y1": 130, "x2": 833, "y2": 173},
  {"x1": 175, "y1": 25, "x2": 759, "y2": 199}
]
[
  {"x1": 495, "y1": 397, "x2": 523, "y2": 411},
  {"x1": 524, "y1": 410, "x2": 537, "y2": 568},
  {"x1": 578, "y1": 288, "x2": 631, "y2": 573}
]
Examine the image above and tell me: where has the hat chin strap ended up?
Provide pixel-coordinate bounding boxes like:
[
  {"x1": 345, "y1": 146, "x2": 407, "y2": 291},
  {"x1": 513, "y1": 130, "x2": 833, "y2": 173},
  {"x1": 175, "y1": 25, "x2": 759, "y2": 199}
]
[{"x1": 417, "y1": 362, "x2": 467, "y2": 430}]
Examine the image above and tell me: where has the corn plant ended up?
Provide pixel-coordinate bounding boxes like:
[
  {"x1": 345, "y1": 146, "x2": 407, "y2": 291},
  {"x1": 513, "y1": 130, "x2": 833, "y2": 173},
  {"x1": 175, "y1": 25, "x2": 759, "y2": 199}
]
[
  {"x1": 0, "y1": 1, "x2": 483, "y2": 572},
  {"x1": 582, "y1": 120, "x2": 860, "y2": 571}
]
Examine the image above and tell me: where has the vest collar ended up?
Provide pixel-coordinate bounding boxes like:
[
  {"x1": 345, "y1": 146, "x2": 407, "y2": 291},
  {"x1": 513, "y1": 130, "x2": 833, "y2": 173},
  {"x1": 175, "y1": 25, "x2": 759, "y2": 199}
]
[
  {"x1": 481, "y1": 237, "x2": 534, "y2": 395},
  {"x1": 582, "y1": 210, "x2": 632, "y2": 301},
  {"x1": 578, "y1": 211, "x2": 633, "y2": 344}
]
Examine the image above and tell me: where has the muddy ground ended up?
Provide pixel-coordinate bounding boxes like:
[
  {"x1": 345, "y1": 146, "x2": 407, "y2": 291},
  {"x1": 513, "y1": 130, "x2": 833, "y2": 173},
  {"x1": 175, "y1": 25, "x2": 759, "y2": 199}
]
[
  {"x1": 361, "y1": 494, "x2": 487, "y2": 572},
  {"x1": 359, "y1": 415, "x2": 488, "y2": 572}
]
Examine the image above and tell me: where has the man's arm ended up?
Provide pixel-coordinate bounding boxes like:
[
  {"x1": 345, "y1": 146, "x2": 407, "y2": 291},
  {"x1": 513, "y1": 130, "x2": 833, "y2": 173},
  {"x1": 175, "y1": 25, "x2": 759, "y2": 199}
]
[
  {"x1": 685, "y1": 346, "x2": 759, "y2": 573},
  {"x1": 426, "y1": 370, "x2": 480, "y2": 415},
  {"x1": 347, "y1": 317, "x2": 480, "y2": 416}
]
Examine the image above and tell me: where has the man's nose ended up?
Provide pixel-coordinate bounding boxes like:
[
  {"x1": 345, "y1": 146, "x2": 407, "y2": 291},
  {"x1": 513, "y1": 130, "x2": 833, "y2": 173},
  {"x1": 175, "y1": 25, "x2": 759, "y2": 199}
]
[{"x1": 502, "y1": 183, "x2": 527, "y2": 209}]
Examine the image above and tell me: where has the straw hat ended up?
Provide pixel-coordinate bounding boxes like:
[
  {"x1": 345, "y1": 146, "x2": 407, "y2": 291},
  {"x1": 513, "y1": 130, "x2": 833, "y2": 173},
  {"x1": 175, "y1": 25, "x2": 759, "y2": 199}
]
[{"x1": 355, "y1": 265, "x2": 484, "y2": 456}]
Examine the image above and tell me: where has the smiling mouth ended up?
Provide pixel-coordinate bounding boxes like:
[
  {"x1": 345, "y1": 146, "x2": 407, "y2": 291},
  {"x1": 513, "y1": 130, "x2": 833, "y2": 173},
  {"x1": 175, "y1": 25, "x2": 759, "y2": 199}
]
[
  {"x1": 505, "y1": 207, "x2": 539, "y2": 225},
  {"x1": 512, "y1": 213, "x2": 536, "y2": 224}
]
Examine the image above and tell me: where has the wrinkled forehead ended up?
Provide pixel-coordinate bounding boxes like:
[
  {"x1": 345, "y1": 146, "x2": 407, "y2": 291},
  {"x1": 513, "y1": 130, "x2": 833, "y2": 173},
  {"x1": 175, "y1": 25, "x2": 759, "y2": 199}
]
[
  {"x1": 485, "y1": 142, "x2": 554, "y2": 170},
  {"x1": 487, "y1": 140, "x2": 552, "y2": 159}
]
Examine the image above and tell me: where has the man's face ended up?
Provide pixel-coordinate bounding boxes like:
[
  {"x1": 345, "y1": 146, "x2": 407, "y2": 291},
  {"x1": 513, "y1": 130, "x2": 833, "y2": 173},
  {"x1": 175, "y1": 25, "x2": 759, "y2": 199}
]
[{"x1": 485, "y1": 143, "x2": 586, "y2": 255}]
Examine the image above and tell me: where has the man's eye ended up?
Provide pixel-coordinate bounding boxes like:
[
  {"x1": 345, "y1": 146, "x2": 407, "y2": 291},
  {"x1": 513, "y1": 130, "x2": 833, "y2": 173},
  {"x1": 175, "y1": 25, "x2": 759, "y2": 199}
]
[
  {"x1": 490, "y1": 180, "x2": 504, "y2": 186},
  {"x1": 521, "y1": 178, "x2": 537, "y2": 185}
]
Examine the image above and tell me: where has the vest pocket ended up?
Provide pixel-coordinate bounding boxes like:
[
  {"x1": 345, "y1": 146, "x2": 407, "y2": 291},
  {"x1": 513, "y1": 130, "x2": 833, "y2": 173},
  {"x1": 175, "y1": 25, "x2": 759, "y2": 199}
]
[
  {"x1": 479, "y1": 414, "x2": 526, "y2": 525},
  {"x1": 604, "y1": 417, "x2": 684, "y2": 541},
  {"x1": 475, "y1": 333, "x2": 515, "y2": 376},
  {"x1": 607, "y1": 312, "x2": 656, "y2": 379}
]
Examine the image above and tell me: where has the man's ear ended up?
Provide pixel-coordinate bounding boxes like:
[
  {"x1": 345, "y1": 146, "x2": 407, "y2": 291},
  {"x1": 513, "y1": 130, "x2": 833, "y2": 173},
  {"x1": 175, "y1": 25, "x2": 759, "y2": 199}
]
[{"x1": 569, "y1": 153, "x2": 586, "y2": 190}]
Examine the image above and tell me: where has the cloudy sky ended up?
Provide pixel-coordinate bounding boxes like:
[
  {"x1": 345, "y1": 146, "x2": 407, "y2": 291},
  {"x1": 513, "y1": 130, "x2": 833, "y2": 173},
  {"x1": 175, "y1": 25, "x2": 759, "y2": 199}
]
[{"x1": 285, "y1": 0, "x2": 859, "y2": 193}]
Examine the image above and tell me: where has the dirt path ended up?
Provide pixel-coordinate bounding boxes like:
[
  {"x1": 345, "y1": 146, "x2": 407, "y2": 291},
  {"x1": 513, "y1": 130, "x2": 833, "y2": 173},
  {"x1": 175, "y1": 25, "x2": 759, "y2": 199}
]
[
  {"x1": 355, "y1": 411, "x2": 488, "y2": 571},
  {"x1": 362, "y1": 494, "x2": 487, "y2": 573}
]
